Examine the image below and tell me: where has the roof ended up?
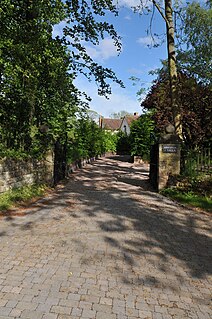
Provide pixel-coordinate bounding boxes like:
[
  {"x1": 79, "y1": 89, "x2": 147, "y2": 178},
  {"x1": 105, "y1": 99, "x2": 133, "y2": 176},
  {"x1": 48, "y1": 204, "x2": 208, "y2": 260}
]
[
  {"x1": 127, "y1": 115, "x2": 139, "y2": 125},
  {"x1": 100, "y1": 114, "x2": 140, "y2": 131},
  {"x1": 121, "y1": 115, "x2": 140, "y2": 127},
  {"x1": 101, "y1": 118, "x2": 122, "y2": 131}
]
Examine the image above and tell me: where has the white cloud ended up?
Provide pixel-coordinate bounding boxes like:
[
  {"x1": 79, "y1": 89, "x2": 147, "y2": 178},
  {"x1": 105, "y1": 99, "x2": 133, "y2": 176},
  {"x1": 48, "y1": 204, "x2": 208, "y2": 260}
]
[
  {"x1": 114, "y1": 0, "x2": 141, "y2": 8},
  {"x1": 124, "y1": 15, "x2": 132, "y2": 20},
  {"x1": 114, "y1": 0, "x2": 152, "y2": 9},
  {"x1": 52, "y1": 21, "x2": 66, "y2": 38},
  {"x1": 52, "y1": 24, "x2": 121, "y2": 62},
  {"x1": 85, "y1": 38, "x2": 121, "y2": 61},
  {"x1": 74, "y1": 77, "x2": 142, "y2": 117},
  {"x1": 137, "y1": 36, "x2": 159, "y2": 48},
  {"x1": 91, "y1": 90, "x2": 142, "y2": 117},
  {"x1": 127, "y1": 67, "x2": 145, "y2": 75}
]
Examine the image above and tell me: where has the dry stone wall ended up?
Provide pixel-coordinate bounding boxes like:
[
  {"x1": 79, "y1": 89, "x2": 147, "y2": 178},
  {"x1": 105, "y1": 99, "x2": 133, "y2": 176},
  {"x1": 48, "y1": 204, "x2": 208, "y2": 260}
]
[{"x1": 0, "y1": 152, "x2": 54, "y2": 193}]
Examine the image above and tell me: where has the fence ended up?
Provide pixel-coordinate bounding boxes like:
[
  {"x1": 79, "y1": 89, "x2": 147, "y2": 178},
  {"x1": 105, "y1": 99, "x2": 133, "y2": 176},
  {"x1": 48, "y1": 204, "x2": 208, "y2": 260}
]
[{"x1": 181, "y1": 146, "x2": 212, "y2": 176}]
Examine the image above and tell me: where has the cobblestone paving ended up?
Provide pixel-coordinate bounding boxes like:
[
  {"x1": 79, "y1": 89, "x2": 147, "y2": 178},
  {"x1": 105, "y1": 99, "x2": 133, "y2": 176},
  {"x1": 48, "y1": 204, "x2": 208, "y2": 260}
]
[{"x1": 0, "y1": 156, "x2": 211, "y2": 319}]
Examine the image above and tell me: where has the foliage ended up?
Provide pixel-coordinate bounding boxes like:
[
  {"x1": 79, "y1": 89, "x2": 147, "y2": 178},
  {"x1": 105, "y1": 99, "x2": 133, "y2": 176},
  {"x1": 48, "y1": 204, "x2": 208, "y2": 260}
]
[
  {"x1": 0, "y1": 184, "x2": 48, "y2": 211},
  {"x1": 130, "y1": 1, "x2": 211, "y2": 136},
  {"x1": 0, "y1": 147, "x2": 30, "y2": 160},
  {"x1": 161, "y1": 175, "x2": 212, "y2": 212},
  {"x1": 177, "y1": 1, "x2": 212, "y2": 84},
  {"x1": 130, "y1": 112, "x2": 154, "y2": 160},
  {"x1": 181, "y1": 146, "x2": 212, "y2": 177},
  {"x1": 116, "y1": 131, "x2": 131, "y2": 155},
  {"x1": 161, "y1": 188, "x2": 212, "y2": 212},
  {"x1": 1, "y1": 0, "x2": 69, "y2": 153},
  {"x1": 142, "y1": 71, "x2": 212, "y2": 148},
  {"x1": 0, "y1": 0, "x2": 123, "y2": 158},
  {"x1": 102, "y1": 131, "x2": 118, "y2": 153},
  {"x1": 117, "y1": 0, "x2": 182, "y2": 136},
  {"x1": 67, "y1": 117, "x2": 117, "y2": 162},
  {"x1": 86, "y1": 110, "x2": 100, "y2": 122},
  {"x1": 110, "y1": 110, "x2": 133, "y2": 119}
]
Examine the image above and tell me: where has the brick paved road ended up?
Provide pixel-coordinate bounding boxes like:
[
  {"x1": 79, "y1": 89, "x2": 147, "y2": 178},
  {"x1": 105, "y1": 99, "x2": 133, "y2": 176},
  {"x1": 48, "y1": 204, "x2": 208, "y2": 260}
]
[{"x1": 0, "y1": 156, "x2": 211, "y2": 319}]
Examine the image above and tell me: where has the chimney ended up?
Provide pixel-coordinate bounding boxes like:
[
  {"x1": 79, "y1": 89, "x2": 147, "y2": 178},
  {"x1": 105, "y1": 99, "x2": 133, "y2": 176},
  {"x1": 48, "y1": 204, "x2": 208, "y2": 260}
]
[{"x1": 99, "y1": 116, "x2": 103, "y2": 128}]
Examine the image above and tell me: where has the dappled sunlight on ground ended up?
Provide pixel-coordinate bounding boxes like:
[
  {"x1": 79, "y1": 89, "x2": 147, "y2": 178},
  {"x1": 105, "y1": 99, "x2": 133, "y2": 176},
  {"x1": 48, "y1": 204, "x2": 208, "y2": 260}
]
[{"x1": 0, "y1": 155, "x2": 211, "y2": 318}]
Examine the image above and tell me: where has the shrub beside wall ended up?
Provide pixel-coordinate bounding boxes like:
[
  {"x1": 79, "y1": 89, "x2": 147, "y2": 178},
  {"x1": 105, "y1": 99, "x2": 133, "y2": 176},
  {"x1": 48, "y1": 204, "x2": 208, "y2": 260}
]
[{"x1": 0, "y1": 152, "x2": 54, "y2": 194}]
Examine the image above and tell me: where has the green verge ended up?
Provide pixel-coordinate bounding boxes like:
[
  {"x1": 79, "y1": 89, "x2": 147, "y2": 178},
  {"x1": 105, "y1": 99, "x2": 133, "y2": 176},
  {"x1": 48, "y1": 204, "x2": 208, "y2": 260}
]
[
  {"x1": 0, "y1": 184, "x2": 48, "y2": 211},
  {"x1": 161, "y1": 188, "x2": 212, "y2": 213}
]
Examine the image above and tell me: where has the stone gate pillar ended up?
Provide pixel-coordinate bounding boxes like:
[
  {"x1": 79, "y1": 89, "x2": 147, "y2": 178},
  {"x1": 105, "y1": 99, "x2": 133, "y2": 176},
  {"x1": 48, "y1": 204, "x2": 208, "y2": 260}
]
[{"x1": 158, "y1": 125, "x2": 181, "y2": 190}]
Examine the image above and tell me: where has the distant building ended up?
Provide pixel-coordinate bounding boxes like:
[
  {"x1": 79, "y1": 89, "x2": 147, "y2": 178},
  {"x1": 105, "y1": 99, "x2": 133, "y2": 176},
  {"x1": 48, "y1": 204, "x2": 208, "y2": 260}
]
[
  {"x1": 120, "y1": 113, "x2": 139, "y2": 135},
  {"x1": 99, "y1": 112, "x2": 139, "y2": 135},
  {"x1": 99, "y1": 118, "x2": 122, "y2": 133}
]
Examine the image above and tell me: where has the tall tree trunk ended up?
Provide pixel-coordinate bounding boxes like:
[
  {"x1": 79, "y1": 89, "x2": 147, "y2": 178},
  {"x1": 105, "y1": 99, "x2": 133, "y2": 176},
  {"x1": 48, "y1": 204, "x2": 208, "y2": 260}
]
[{"x1": 165, "y1": 0, "x2": 182, "y2": 138}]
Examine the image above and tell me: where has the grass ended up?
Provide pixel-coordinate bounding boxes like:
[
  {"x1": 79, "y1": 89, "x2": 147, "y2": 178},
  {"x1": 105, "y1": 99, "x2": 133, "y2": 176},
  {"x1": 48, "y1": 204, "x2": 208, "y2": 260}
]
[
  {"x1": 161, "y1": 188, "x2": 212, "y2": 212},
  {"x1": 161, "y1": 176, "x2": 212, "y2": 213},
  {"x1": 0, "y1": 184, "x2": 48, "y2": 211}
]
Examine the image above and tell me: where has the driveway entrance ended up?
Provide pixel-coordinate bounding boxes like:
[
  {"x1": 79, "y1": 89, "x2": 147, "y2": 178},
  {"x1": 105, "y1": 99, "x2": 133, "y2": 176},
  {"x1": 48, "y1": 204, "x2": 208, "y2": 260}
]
[{"x1": 0, "y1": 156, "x2": 211, "y2": 319}]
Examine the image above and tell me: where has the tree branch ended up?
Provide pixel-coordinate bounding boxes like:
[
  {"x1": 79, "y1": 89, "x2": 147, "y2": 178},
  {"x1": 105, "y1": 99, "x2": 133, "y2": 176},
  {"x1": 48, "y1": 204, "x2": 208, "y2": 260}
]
[{"x1": 152, "y1": 0, "x2": 170, "y2": 27}]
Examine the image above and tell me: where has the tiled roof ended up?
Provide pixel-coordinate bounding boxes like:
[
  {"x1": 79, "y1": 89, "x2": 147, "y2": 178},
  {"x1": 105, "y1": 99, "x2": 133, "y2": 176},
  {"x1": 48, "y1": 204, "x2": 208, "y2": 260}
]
[
  {"x1": 100, "y1": 114, "x2": 139, "y2": 131},
  {"x1": 123, "y1": 115, "x2": 140, "y2": 126},
  {"x1": 101, "y1": 118, "x2": 122, "y2": 130}
]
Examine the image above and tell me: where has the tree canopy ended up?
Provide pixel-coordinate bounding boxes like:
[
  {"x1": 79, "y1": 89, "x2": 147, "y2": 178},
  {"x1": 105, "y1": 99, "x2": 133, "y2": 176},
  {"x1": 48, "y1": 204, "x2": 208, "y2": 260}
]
[
  {"x1": 130, "y1": 112, "x2": 154, "y2": 159},
  {"x1": 0, "y1": 0, "x2": 123, "y2": 156},
  {"x1": 142, "y1": 70, "x2": 212, "y2": 148},
  {"x1": 110, "y1": 111, "x2": 133, "y2": 119},
  {"x1": 177, "y1": 1, "x2": 212, "y2": 84}
]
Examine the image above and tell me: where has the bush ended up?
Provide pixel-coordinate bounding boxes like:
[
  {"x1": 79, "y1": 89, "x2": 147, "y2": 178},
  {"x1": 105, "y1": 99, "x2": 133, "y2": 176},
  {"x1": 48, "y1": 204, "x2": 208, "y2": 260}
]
[
  {"x1": 0, "y1": 184, "x2": 48, "y2": 211},
  {"x1": 161, "y1": 175, "x2": 212, "y2": 212},
  {"x1": 116, "y1": 131, "x2": 131, "y2": 155}
]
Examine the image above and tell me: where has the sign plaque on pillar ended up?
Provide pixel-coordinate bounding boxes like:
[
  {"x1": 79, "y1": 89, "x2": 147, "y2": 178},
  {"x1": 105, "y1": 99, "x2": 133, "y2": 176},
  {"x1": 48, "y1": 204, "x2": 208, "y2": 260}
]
[
  {"x1": 162, "y1": 145, "x2": 178, "y2": 153},
  {"x1": 157, "y1": 125, "x2": 181, "y2": 190}
]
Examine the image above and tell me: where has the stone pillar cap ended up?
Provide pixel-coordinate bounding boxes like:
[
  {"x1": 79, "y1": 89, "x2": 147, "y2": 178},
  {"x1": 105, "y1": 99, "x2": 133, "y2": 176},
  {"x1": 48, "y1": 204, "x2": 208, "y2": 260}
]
[{"x1": 165, "y1": 124, "x2": 175, "y2": 134}]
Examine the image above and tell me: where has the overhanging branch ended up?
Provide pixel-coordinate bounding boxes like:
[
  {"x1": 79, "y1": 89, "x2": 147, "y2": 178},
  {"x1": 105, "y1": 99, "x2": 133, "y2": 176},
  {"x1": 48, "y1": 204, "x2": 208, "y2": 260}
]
[{"x1": 152, "y1": 0, "x2": 170, "y2": 27}]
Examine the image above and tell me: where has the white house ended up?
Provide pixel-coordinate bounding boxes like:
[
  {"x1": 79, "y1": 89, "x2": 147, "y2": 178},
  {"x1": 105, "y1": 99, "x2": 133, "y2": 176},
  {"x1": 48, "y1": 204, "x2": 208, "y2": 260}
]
[
  {"x1": 119, "y1": 113, "x2": 139, "y2": 135},
  {"x1": 99, "y1": 112, "x2": 139, "y2": 135}
]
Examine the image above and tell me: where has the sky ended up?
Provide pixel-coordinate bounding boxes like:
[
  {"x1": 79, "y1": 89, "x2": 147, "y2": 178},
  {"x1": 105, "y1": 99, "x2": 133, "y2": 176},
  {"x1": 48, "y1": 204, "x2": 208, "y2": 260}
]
[
  {"x1": 53, "y1": 1, "x2": 173, "y2": 118},
  {"x1": 75, "y1": 0, "x2": 168, "y2": 118}
]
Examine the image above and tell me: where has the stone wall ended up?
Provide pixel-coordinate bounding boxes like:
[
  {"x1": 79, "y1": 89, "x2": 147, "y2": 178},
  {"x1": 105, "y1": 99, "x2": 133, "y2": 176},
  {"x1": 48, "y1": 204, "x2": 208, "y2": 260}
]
[
  {"x1": 67, "y1": 157, "x2": 97, "y2": 174},
  {"x1": 0, "y1": 152, "x2": 54, "y2": 193}
]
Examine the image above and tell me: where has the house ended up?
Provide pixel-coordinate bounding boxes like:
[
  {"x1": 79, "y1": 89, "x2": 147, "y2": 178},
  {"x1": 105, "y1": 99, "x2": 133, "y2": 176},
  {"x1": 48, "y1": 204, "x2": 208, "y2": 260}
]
[
  {"x1": 99, "y1": 112, "x2": 139, "y2": 135},
  {"x1": 119, "y1": 113, "x2": 139, "y2": 135},
  {"x1": 99, "y1": 117, "x2": 122, "y2": 133}
]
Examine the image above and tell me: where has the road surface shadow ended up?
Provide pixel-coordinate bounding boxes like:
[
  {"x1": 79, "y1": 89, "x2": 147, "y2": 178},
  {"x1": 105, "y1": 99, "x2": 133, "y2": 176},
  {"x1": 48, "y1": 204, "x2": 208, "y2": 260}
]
[
  {"x1": 107, "y1": 154, "x2": 133, "y2": 162},
  {"x1": 1, "y1": 156, "x2": 211, "y2": 287}
]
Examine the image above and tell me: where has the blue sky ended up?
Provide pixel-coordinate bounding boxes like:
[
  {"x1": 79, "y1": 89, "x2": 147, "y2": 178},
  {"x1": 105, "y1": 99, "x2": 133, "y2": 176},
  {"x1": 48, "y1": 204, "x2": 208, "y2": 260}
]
[
  {"x1": 53, "y1": 0, "x2": 192, "y2": 117},
  {"x1": 74, "y1": 1, "x2": 168, "y2": 117}
]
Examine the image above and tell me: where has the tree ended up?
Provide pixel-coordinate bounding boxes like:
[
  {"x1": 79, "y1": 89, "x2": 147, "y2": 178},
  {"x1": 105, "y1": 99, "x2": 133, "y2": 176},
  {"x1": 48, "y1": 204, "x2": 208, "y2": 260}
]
[
  {"x1": 142, "y1": 71, "x2": 212, "y2": 148},
  {"x1": 129, "y1": 1, "x2": 211, "y2": 140},
  {"x1": 177, "y1": 1, "x2": 212, "y2": 84},
  {"x1": 164, "y1": 0, "x2": 181, "y2": 137},
  {"x1": 101, "y1": 131, "x2": 118, "y2": 153},
  {"x1": 110, "y1": 111, "x2": 133, "y2": 118},
  {"x1": 119, "y1": 0, "x2": 181, "y2": 136},
  {"x1": 61, "y1": 0, "x2": 124, "y2": 96},
  {"x1": 130, "y1": 112, "x2": 155, "y2": 160},
  {"x1": 0, "y1": 0, "x2": 75, "y2": 153},
  {"x1": 0, "y1": 0, "x2": 123, "y2": 157},
  {"x1": 67, "y1": 116, "x2": 115, "y2": 161},
  {"x1": 116, "y1": 131, "x2": 131, "y2": 155}
]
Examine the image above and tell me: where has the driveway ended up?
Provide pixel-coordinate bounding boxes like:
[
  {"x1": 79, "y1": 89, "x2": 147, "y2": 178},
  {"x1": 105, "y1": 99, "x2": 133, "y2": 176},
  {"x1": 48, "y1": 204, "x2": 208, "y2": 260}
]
[{"x1": 0, "y1": 156, "x2": 211, "y2": 319}]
